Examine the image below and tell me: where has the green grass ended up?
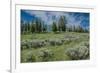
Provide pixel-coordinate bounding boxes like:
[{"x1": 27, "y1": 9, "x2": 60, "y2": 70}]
[{"x1": 21, "y1": 32, "x2": 89, "y2": 63}]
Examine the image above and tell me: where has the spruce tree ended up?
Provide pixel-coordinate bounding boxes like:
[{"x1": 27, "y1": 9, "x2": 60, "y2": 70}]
[{"x1": 52, "y1": 21, "x2": 57, "y2": 32}]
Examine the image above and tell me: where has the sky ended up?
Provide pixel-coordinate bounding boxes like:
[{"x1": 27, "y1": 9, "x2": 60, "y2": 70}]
[{"x1": 21, "y1": 9, "x2": 90, "y2": 29}]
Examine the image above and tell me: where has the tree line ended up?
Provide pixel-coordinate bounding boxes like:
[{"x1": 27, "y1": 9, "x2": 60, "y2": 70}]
[
  {"x1": 21, "y1": 15, "x2": 89, "y2": 34},
  {"x1": 21, "y1": 18, "x2": 47, "y2": 34}
]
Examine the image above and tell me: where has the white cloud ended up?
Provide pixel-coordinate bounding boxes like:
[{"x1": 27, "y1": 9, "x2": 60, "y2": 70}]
[{"x1": 23, "y1": 10, "x2": 89, "y2": 28}]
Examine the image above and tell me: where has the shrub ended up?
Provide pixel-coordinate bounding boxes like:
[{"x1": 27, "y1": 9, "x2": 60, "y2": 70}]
[
  {"x1": 62, "y1": 39, "x2": 71, "y2": 44},
  {"x1": 55, "y1": 40, "x2": 63, "y2": 45},
  {"x1": 31, "y1": 40, "x2": 41, "y2": 48},
  {"x1": 47, "y1": 39, "x2": 63, "y2": 46},
  {"x1": 82, "y1": 42, "x2": 89, "y2": 48},
  {"x1": 21, "y1": 41, "x2": 31, "y2": 50},
  {"x1": 21, "y1": 41, "x2": 27, "y2": 50},
  {"x1": 21, "y1": 40, "x2": 46, "y2": 50},
  {"x1": 21, "y1": 55, "x2": 27, "y2": 63},
  {"x1": 30, "y1": 40, "x2": 46, "y2": 48},
  {"x1": 26, "y1": 54, "x2": 36, "y2": 62},
  {"x1": 65, "y1": 43, "x2": 89, "y2": 60},
  {"x1": 48, "y1": 40, "x2": 56, "y2": 46},
  {"x1": 38, "y1": 49, "x2": 54, "y2": 61},
  {"x1": 21, "y1": 53, "x2": 36, "y2": 62}
]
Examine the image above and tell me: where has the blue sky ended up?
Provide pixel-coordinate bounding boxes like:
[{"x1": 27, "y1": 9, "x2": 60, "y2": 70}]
[{"x1": 21, "y1": 10, "x2": 90, "y2": 29}]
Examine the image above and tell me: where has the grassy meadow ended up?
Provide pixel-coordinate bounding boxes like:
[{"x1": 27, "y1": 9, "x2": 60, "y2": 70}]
[{"x1": 21, "y1": 32, "x2": 89, "y2": 63}]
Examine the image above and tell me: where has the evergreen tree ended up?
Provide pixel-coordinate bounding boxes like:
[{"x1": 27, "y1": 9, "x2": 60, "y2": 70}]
[
  {"x1": 31, "y1": 22, "x2": 35, "y2": 33},
  {"x1": 38, "y1": 19, "x2": 42, "y2": 32},
  {"x1": 27, "y1": 23, "x2": 30, "y2": 33},
  {"x1": 58, "y1": 16, "x2": 66, "y2": 32},
  {"x1": 21, "y1": 20, "x2": 24, "y2": 34},
  {"x1": 52, "y1": 21, "x2": 57, "y2": 32},
  {"x1": 43, "y1": 24, "x2": 47, "y2": 32}
]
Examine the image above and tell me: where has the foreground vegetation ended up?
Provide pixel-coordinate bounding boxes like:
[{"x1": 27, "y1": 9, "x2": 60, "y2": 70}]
[{"x1": 21, "y1": 32, "x2": 89, "y2": 63}]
